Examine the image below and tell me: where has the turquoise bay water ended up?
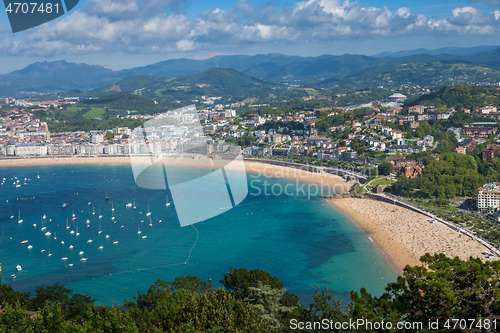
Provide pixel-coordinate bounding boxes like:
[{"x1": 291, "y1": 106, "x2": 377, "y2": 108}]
[{"x1": 0, "y1": 164, "x2": 398, "y2": 306}]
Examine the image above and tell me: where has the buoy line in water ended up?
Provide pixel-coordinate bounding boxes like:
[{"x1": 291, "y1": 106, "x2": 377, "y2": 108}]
[{"x1": 104, "y1": 224, "x2": 200, "y2": 278}]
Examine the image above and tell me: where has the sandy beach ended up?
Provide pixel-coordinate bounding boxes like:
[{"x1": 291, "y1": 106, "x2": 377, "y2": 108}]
[{"x1": 330, "y1": 197, "x2": 490, "y2": 272}]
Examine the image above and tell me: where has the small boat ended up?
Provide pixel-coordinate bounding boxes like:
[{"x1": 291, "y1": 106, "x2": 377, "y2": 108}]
[
  {"x1": 16, "y1": 265, "x2": 22, "y2": 271},
  {"x1": 137, "y1": 226, "x2": 141, "y2": 234},
  {"x1": 72, "y1": 211, "x2": 75, "y2": 218},
  {"x1": 49, "y1": 219, "x2": 52, "y2": 223},
  {"x1": 21, "y1": 240, "x2": 28, "y2": 245},
  {"x1": 126, "y1": 202, "x2": 132, "y2": 208},
  {"x1": 105, "y1": 234, "x2": 110, "y2": 238},
  {"x1": 88, "y1": 196, "x2": 91, "y2": 206},
  {"x1": 149, "y1": 217, "x2": 152, "y2": 227},
  {"x1": 68, "y1": 264, "x2": 73, "y2": 267},
  {"x1": 69, "y1": 245, "x2": 73, "y2": 249},
  {"x1": 62, "y1": 203, "x2": 68, "y2": 208},
  {"x1": 98, "y1": 208, "x2": 102, "y2": 219},
  {"x1": 98, "y1": 224, "x2": 102, "y2": 234},
  {"x1": 18, "y1": 210, "x2": 23, "y2": 224},
  {"x1": 166, "y1": 195, "x2": 170, "y2": 207},
  {"x1": 111, "y1": 201, "x2": 114, "y2": 212},
  {"x1": 105, "y1": 191, "x2": 109, "y2": 201},
  {"x1": 120, "y1": 225, "x2": 124, "y2": 229},
  {"x1": 142, "y1": 235, "x2": 147, "y2": 239},
  {"x1": 98, "y1": 246, "x2": 103, "y2": 250},
  {"x1": 141, "y1": 220, "x2": 144, "y2": 223},
  {"x1": 133, "y1": 198, "x2": 136, "y2": 210},
  {"x1": 61, "y1": 241, "x2": 65, "y2": 245},
  {"x1": 70, "y1": 230, "x2": 75, "y2": 234},
  {"x1": 146, "y1": 203, "x2": 151, "y2": 217},
  {"x1": 15, "y1": 184, "x2": 21, "y2": 188},
  {"x1": 44, "y1": 232, "x2": 51, "y2": 236},
  {"x1": 61, "y1": 257, "x2": 68, "y2": 261},
  {"x1": 54, "y1": 232, "x2": 57, "y2": 240},
  {"x1": 41, "y1": 249, "x2": 45, "y2": 253},
  {"x1": 10, "y1": 206, "x2": 14, "y2": 219},
  {"x1": 72, "y1": 217, "x2": 76, "y2": 221},
  {"x1": 111, "y1": 214, "x2": 115, "y2": 220},
  {"x1": 66, "y1": 219, "x2": 69, "y2": 230},
  {"x1": 33, "y1": 223, "x2": 37, "y2": 228},
  {"x1": 87, "y1": 224, "x2": 90, "y2": 228},
  {"x1": 87, "y1": 239, "x2": 92, "y2": 243},
  {"x1": 27, "y1": 245, "x2": 33, "y2": 249},
  {"x1": 37, "y1": 172, "x2": 40, "y2": 179},
  {"x1": 80, "y1": 258, "x2": 87, "y2": 261},
  {"x1": 86, "y1": 219, "x2": 90, "y2": 224},
  {"x1": 76, "y1": 227, "x2": 80, "y2": 236},
  {"x1": 113, "y1": 241, "x2": 118, "y2": 244},
  {"x1": 78, "y1": 251, "x2": 84, "y2": 255},
  {"x1": 48, "y1": 251, "x2": 52, "y2": 257},
  {"x1": 42, "y1": 215, "x2": 46, "y2": 220},
  {"x1": 11, "y1": 274, "x2": 16, "y2": 279}
]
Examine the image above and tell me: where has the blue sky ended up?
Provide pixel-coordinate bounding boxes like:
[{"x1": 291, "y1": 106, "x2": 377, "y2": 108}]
[{"x1": 1, "y1": 0, "x2": 500, "y2": 73}]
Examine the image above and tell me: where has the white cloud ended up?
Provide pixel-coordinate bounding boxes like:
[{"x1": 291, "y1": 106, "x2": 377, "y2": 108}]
[{"x1": 1, "y1": 0, "x2": 500, "y2": 57}]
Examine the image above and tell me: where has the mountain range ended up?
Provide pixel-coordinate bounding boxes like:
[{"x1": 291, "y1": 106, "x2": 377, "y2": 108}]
[{"x1": 3, "y1": 45, "x2": 500, "y2": 97}]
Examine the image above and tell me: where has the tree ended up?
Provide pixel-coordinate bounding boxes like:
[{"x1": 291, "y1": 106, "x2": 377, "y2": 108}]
[
  {"x1": 377, "y1": 162, "x2": 393, "y2": 176},
  {"x1": 351, "y1": 254, "x2": 500, "y2": 332},
  {"x1": 220, "y1": 268, "x2": 284, "y2": 300},
  {"x1": 244, "y1": 281, "x2": 295, "y2": 328},
  {"x1": 105, "y1": 131, "x2": 115, "y2": 140},
  {"x1": 174, "y1": 288, "x2": 276, "y2": 332}
]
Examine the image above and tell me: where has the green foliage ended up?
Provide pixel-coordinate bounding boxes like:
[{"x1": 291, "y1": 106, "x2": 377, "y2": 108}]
[
  {"x1": 0, "y1": 279, "x2": 31, "y2": 307},
  {"x1": 408, "y1": 84, "x2": 500, "y2": 109},
  {"x1": 244, "y1": 281, "x2": 295, "y2": 328},
  {"x1": 352, "y1": 254, "x2": 500, "y2": 332},
  {"x1": 377, "y1": 162, "x2": 393, "y2": 176},
  {"x1": 220, "y1": 268, "x2": 284, "y2": 301},
  {"x1": 174, "y1": 288, "x2": 276, "y2": 332},
  {"x1": 48, "y1": 118, "x2": 145, "y2": 133}
]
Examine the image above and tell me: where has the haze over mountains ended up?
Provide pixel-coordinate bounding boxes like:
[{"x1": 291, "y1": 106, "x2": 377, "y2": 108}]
[{"x1": 2, "y1": 45, "x2": 500, "y2": 97}]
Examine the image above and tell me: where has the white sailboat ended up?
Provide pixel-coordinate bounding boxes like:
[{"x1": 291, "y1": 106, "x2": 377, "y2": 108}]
[
  {"x1": 142, "y1": 236, "x2": 147, "y2": 239},
  {"x1": 18, "y1": 210, "x2": 23, "y2": 224},
  {"x1": 149, "y1": 217, "x2": 152, "y2": 227},
  {"x1": 98, "y1": 246, "x2": 103, "y2": 250},
  {"x1": 111, "y1": 201, "x2": 114, "y2": 212},
  {"x1": 137, "y1": 225, "x2": 141, "y2": 234},
  {"x1": 92, "y1": 206, "x2": 95, "y2": 216},
  {"x1": 66, "y1": 218, "x2": 70, "y2": 230},
  {"x1": 87, "y1": 239, "x2": 92, "y2": 243},
  {"x1": 126, "y1": 202, "x2": 132, "y2": 208},
  {"x1": 146, "y1": 203, "x2": 151, "y2": 217},
  {"x1": 48, "y1": 251, "x2": 52, "y2": 257},
  {"x1": 69, "y1": 245, "x2": 73, "y2": 249},
  {"x1": 113, "y1": 241, "x2": 118, "y2": 244},
  {"x1": 105, "y1": 234, "x2": 110, "y2": 238},
  {"x1": 44, "y1": 231, "x2": 51, "y2": 236},
  {"x1": 42, "y1": 215, "x2": 46, "y2": 220},
  {"x1": 27, "y1": 245, "x2": 33, "y2": 249},
  {"x1": 98, "y1": 208, "x2": 102, "y2": 219},
  {"x1": 54, "y1": 232, "x2": 57, "y2": 240},
  {"x1": 86, "y1": 219, "x2": 90, "y2": 224},
  {"x1": 33, "y1": 223, "x2": 37, "y2": 228},
  {"x1": 61, "y1": 241, "x2": 65, "y2": 245},
  {"x1": 37, "y1": 172, "x2": 40, "y2": 179},
  {"x1": 41, "y1": 219, "x2": 46, "y2": 231},
  {"x1": 166, "y1": 195, "x2": 171, "y2": 207},
  {"x1": 76, "y1": 226, "x2": 80, "y2": 236},
  {"x1": 111, "y1": 211, "x2": 115, "y2": 220},
  {"x1": 72, "y1": 211, "x2": 75, "y2": 218},
  {"x1": 78, "y1": 251, "x2": 84, "y2": 255},
  {"x1": 133, "y1": 198, "x2": 136, "y2": 210},
  {"x1": 98, "y1": 224, "x2": 102, "y2": 234},
  {"x1": 10, "y1": 206, "x2": 13, "y2": 219}
]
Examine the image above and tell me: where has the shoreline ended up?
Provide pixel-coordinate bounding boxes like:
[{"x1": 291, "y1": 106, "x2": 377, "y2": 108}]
[{"x1": 329, "y1": 197, "x2": 491, "y2": 273}]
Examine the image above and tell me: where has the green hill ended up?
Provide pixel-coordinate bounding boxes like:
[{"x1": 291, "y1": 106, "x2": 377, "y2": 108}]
[{"x1": 406, "y1": 84, "x2": 500, "y2": 109}]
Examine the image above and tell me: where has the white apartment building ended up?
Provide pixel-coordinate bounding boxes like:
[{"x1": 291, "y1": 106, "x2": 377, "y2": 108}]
[{"x1": 477, "y1": 183, "x2": 500, "y2": 210}]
